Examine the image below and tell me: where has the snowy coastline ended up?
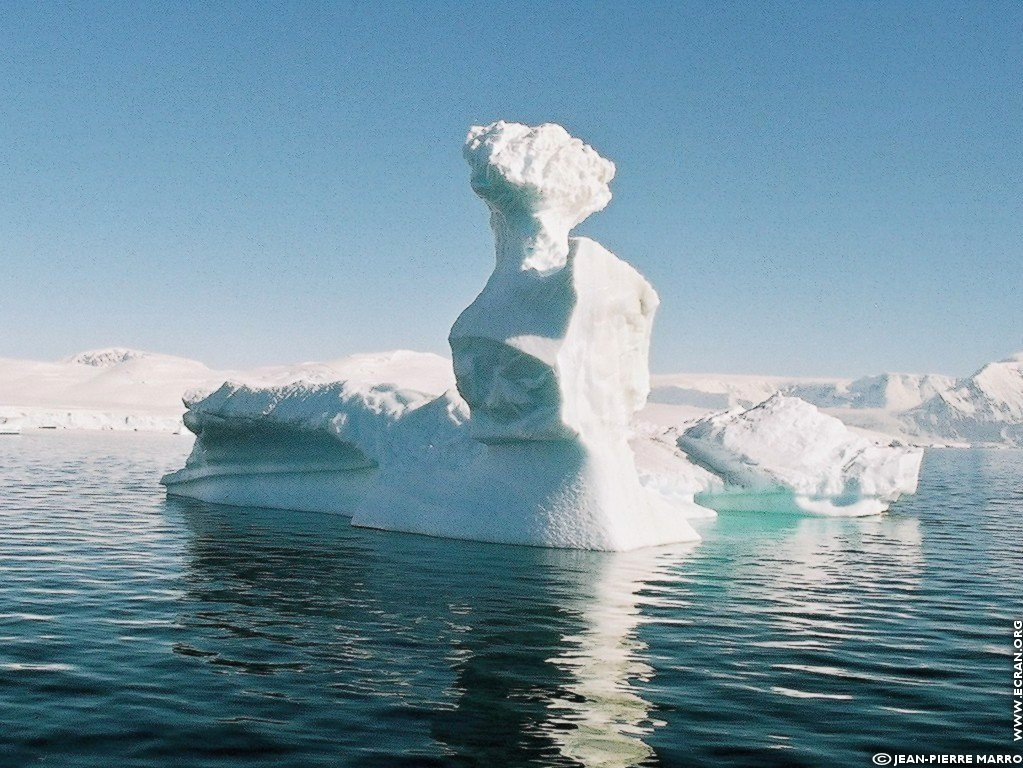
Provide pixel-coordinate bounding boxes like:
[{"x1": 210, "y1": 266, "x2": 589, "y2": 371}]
[{"x1": 3, "y1": 346, "x2": 1020, "y2": 447}]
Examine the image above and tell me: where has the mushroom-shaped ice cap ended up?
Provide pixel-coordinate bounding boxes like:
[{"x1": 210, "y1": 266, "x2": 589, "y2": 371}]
[{"x1": 464, "y1": 121, "x2": 616, "y2": 271}]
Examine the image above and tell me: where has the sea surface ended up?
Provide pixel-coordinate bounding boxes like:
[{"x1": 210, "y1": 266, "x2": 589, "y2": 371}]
[{"x1": 1, "y1": 432, "x2": 1020, "y2": 767}]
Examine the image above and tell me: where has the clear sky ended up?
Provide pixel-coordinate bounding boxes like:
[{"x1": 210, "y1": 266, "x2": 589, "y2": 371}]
[{"x1": 1, "y1": 1, "x2": 1019, "y2": 377}]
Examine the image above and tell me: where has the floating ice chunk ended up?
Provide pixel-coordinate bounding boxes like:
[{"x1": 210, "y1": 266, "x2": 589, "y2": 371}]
[{"x1": 677, "y1": 394, "x2": 922, "y2": 516}]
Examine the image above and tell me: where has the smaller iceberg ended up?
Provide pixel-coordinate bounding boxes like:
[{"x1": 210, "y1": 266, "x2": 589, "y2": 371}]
[{"x1": 677, "y1": 394, "x2": 922, "y2": 516}]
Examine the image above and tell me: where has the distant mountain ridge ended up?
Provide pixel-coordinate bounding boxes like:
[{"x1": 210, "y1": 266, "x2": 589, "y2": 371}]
[
  {"x1": 63, "y1": 348, "x2": 154, "y2": 367},
  {"x1": 903, "y1": 353, "x2": 1023, "y2": 446},
  {"x1": 2, "y1": 347, "x2": 1021, "y2": 445},
  {"x1": 647, "y1": 351, "x2": 1023, "y2": 447}
]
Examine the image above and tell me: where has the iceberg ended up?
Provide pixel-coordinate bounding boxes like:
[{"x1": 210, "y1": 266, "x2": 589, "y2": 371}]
[
  {"x1": 158, "y1": 121, "x2": 930, "y2": 546},
  {"x1": 677, "y1": 394, "x2": 922, "y2": 516},
  {"x1": 164, "y1": 122, "x2": 703, "y2": 549},
  {"x1": 351, "y1": 121, "x2": 702, "y2": 550}
]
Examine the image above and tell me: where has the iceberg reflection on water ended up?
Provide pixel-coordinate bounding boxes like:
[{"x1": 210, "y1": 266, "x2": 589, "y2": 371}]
[{"x1": 171, "y1": 499, "x2": 690, "y2": 766}]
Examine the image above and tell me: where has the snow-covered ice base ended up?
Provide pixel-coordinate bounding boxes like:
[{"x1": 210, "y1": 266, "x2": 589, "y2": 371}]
[
  {"x1": 677, "y1": 394, "x2": 923, "y2": 516},
  {"x1": 351, "y1": 394, "x2": 705, "y2": 550}
]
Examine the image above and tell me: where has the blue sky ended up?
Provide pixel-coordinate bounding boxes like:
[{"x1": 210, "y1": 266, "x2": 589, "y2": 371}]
[{"x1": 1, "y1": 1, "x2": 1019, "y2": 376}]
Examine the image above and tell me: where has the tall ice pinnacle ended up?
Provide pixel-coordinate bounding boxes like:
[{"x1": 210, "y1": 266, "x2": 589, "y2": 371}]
[
  {"x1": 450, "y1": 121, "x2": 658, "y2": 446},
  {"x1": 352, "y1": 121, "x2": 702, "y2": 550}
]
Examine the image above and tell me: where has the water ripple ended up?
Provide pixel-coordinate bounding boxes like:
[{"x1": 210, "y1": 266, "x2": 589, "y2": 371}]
[{"x1": 0, "y1": 434, "x2": 1020, "y2": 767}]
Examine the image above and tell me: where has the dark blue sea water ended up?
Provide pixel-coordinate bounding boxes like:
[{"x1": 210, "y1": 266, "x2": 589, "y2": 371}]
[{"x1": 1, "y1": 432, "x2": 1020, "y2": 767}]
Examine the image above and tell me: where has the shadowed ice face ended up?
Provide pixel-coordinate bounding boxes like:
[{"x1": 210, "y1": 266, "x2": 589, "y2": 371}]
[{"x1": 451, "y1": 336, "x2": 570, "y2": 443}]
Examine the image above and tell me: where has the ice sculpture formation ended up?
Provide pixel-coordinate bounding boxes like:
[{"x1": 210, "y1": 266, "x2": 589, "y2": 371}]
[
  {"x1": 451, "y1": 122, "x2": 656, "y2": 442},
  {"x1": 162, "y1": 121, "x2": 924, "y2": 550},
  {"x1": 350, "y1": 122, "x2": 703, "y2": 549},
  {"x1": 461, "y1": 121, "x2": 614, "y2": 273}
]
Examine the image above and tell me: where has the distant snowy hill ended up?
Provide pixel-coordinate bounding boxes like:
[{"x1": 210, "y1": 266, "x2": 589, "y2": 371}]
[
  {"x1": 0, "y1": 348, "x2": 226, "y2": 431},
  {"x1": 648, "y1": 371, "x2": 955, "y2": 413},
  {"x1": 790, "y1": 373, "x2": 957, "y2": 411},
  {"x1": 63, "y1": 348, "x2": 155, "y2": 367},
  {"x1": 0, "y1": 348, "x2": 453, "y2": 432},
  {"x1": 644, "y1": 371, "x2": 954, "y2": 443},
  {"x1": 645, "y1": 356, "x2": 1023, "y2": 447},
  {"x1": 648, "y1": 372, "x2": 824, "y2": 411}
]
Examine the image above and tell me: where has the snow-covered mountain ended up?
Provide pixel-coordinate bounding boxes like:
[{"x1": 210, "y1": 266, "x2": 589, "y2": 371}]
[{"x1": 904, "y1": 353, "x2": 1023, "y2": 447}]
